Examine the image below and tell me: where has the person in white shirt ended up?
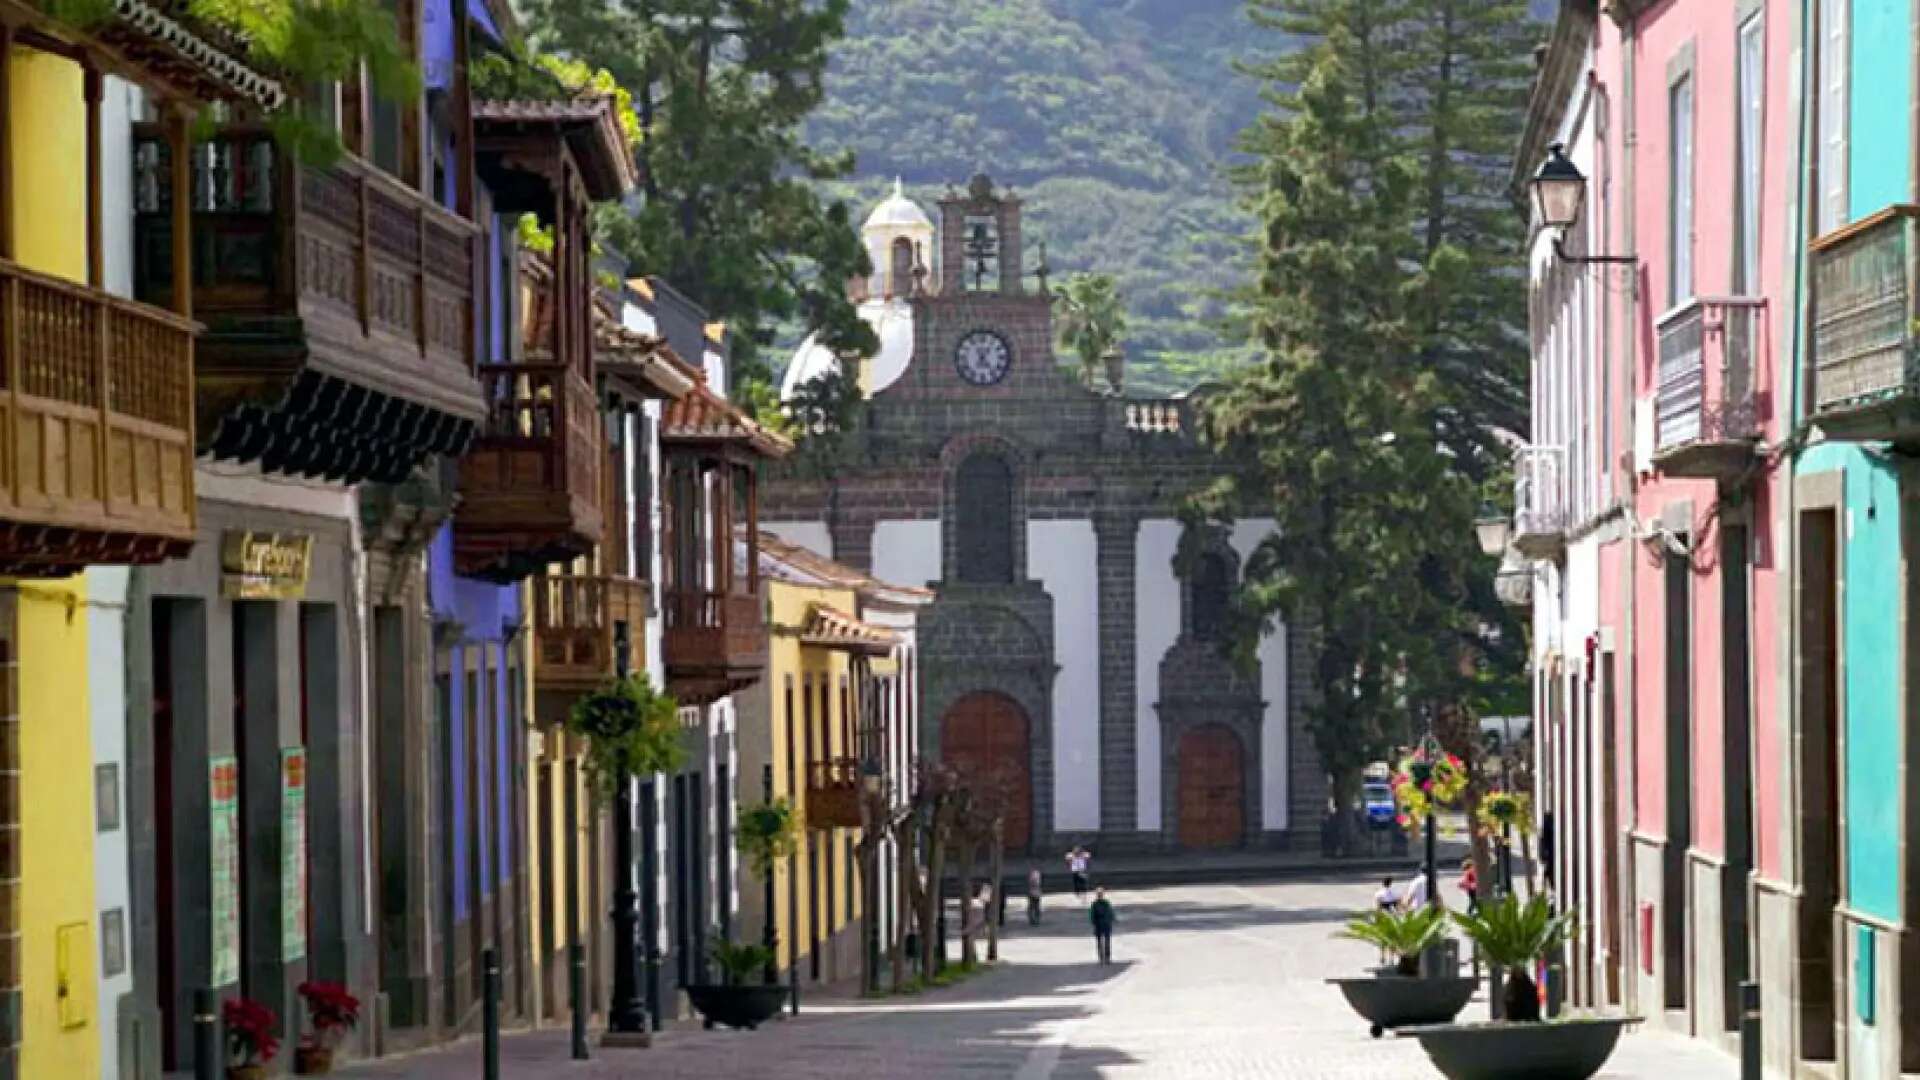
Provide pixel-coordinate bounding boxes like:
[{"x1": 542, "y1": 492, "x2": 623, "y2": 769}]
[
  {"x1": 1027, "y1": 866, "x2": 1045, "y2": 924},
  {"x1": 1066, "y1": 847, "x2": 1091, "y2": 902},
  {"x1": 1402, "y1": 870, "x2": 1433, "y2": 910},
  {"x1": 1374, "y1": 877, "x2": 1399, "y2": 911}
]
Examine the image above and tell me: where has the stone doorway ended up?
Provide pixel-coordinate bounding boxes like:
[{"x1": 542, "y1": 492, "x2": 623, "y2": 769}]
[
  {"x1": 940, "y1": 691, "x2": 1032, "y2": 851},
  {"x1": 1177, "y1": 724, "x2": 1244, "y2": 850}
]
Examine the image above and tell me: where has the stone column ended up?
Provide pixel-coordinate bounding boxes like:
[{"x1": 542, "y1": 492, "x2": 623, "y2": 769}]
[
  {"x1": 1093, "y1": 511, "x2": 1138, "y2": 834},
  {"x1": 828, "y1": 513, "x2": 875, "y2": 575}
]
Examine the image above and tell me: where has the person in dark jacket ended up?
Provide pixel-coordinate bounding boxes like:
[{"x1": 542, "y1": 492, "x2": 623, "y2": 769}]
[{"x1": 1090, "y1": 888, "x2": 1116, "y2": 964}]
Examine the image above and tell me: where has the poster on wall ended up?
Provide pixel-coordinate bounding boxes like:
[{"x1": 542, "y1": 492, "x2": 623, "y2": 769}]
[
  {"x1": 281, "y1": 748, "x2": 308, "y2": 962},
  {"x1": 209, "y1": 756, "x2": 240, "y2": 987}
]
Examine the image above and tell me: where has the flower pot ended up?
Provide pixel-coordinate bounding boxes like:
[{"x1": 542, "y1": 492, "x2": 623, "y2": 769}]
[
  {"x1": 227, "y1": 1067, "x2": 268, "y2": 1080},
  {"x1": 1399, "y1": 1016, "x2": 1641, "y2": 1080},
  {"x1": 295, "y1": 1044, "x2": 336, "y2": 1074},
  {"x1": 1327, "y1": 975, "x2": 1478, "y2": 1038},
  {"x1": 684, "y1": 984, "x2": 788, "y2": 1031}
]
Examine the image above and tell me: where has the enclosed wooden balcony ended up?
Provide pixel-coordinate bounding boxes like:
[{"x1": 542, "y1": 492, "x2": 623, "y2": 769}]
[
  {"x1": 1810, "y1": 204, "x2": 1920, "y2": 445},
  {"x1": 532, "y1": 572, "x2": 649, "y2": 694},
  {"x1": 805, "y1": 758, "x2": 863, "y2": 830},
  {"x1": 453, "y1": 361, "x2": 603, "y2": 582},
  {"x1": 662, "y1": 590, "x2": 768, "y2": 705},
  {"x1": 131, "y1": 125, "x2": 484, "y2": 483},
  {"x1": 1653, "y1": 297, "x2": 1765, "y2": 482},
  {"x1": 0, "y1": 259, "x2": 197, "y2": 575}
]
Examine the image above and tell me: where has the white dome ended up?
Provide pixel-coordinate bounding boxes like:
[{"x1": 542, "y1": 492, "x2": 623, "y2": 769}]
[
  {"x1": 864, "y1": 178, "x2": 932, "y2": 232},
  {"x1": 782, "y1": 298, "x2": 916, "y2": 401}
]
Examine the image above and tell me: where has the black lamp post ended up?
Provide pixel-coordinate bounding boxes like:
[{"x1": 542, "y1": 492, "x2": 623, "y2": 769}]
[
  {"x1": 860, "y1": 758, "x2": 884, "y2": 995},
  {"x1": 1408, "y1": 726, "x2": 1443, "y2": 912},
  {"x1": 607, "y1": 623, "x2": 650, "y2": 1040},
  {"x1": 762, "y1": 764, "x2": 779, "y2": 986}
]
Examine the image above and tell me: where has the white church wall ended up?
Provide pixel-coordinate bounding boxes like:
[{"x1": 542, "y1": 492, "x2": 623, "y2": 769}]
[
  {"x1": 1134, "y1": 518, "x2": 1182, "y2": 832},
  {"x1": 872, "y1": 520, "x2": 941, "y2": 590},
  {"x1": 1231, "y1": 520, "x2": 1290, "y2": 831},
  {"x1": 1029, "y1": 519, "x2": 1100, "y2": 832},
  {"x1": 762, "y1": 520, "x2": 832, "y2": 559}
]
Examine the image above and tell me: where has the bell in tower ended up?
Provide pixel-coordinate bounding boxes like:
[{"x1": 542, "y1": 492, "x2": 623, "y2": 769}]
[{"x1": 939, "y1": 173, "x2": 1024, "y2": 298}]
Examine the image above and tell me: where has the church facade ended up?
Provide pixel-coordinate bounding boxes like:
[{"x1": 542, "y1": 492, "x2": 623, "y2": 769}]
[{"x1": 764, "y1": 175, "x2": 1324, "y2": 853}]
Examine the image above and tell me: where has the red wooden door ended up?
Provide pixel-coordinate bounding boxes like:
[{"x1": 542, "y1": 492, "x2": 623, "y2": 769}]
[
  {"x1": 1177, "y1": 725, "x2": 1244, "y2": 850},
  {"x1": 940, "y1": 692, "x2": 1032, "y2": 851}
]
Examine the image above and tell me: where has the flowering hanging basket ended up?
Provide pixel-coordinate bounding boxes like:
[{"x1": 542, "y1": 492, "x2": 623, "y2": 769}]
[
  {"x1": 1391, "y1": 748, "x2": 1467, "y2": 829},
  {"x1": 1476, "y1": 791, "x2": 1534, "y2": 838}
]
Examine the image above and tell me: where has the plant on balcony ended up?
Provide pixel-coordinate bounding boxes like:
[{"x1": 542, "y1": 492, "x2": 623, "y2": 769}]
[
  {"x1": 293, "y1": 981, "x2": 359, "y2": 1074},
  {"x1": 566, "y1": 673, "x2": 686, "y2": 798},
  {"x1": 737, "y1": 798, "x2": 802, "y2": 875},
  {"x1": 1450, "y1": 894, "x2": 1575, "y2": 1022},
  {"x1": 1337, "y1": 905, "x2": 1447, "y2": 975},
  {"x1": 223, "y1": 997, "x2": 279, "y2": 1080}
]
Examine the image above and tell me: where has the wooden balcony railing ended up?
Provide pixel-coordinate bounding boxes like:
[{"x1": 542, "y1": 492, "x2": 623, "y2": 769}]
[
  {"x1": 131, "y1": 124, "x2": 484, "y2": 482},
  {"x1": 0, "y1": 257, "x2": 197, "y2": 574},
  {"x1": 1653, "y1": 297, "x2": 1765, "y2": 480},
  {"x1": 532, "y1": 573, "x2": 651, "y2": 692},
  {"x1": 662, "y1": 589, "x2": 768, "y2": 703},
  {"x1": 1810, "y1": 204, "x2": 1920, "y2": 443},
  {"x1": 805, "y1": 757, "x2": 864, "y2": 830},
  {"x1": 453, "y1": 362, "x2": 604, "y2": 582}
]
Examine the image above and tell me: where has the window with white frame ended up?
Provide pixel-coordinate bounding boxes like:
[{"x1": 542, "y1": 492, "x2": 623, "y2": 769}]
[
  {"x1": 1668, "y1": 73, "x2": 1695, "y2": 306},
  {"x1": 1817, "y1": 0, "x2": 1850, "y2": 234},
  {"x1": 1735, "y1": 11, "x2": 1765, "y2": 293}
]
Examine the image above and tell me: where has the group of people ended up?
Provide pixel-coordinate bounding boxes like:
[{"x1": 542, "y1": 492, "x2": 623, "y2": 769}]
[
  {"x1": 1374, "y1": 858, "x2": 1479, "y2": 913},
  {"x1": 1015, "y1": 846, "x2": 1117, "y2": 964}
]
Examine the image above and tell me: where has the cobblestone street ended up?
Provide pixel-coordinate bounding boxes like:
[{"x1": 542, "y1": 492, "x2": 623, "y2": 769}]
[{"x1": 343, "y1": 874, "x2": 1738, "y2": 1079}]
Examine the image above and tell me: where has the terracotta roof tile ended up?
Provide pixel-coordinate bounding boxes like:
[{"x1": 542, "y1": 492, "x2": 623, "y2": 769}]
[
  {"x1": 662, "y1": 381, "x2": 792, "y2": 458},
  {"x1": 800, "y1": 603, "x2": 900, "y2": 655}
]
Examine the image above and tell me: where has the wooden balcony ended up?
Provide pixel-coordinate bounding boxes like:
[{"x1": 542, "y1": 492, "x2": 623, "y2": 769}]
[
  {"x1": 0, "y1": 258, "x2": 196, "y2": 575},
  {"x1": 454, "y1": 362, "x2": 603, "y2": 582},
  {"x1": 532, "y1": 573, "x2": 650, "y2": 694},
  {"x1": 131, "y1": 125, "x2": 484, "y2": 483},
  {"x1": 805, "y1": 758, "x2": 863, "y2": 830},
  {"x1": 662, "y1": 590, "x2": 767, "y2": 705},
  {"x1": 1810, "y1": 204, "x2": 1920, "y2": 445},
  {"x1": 1652, "y1": 297, "x2": 1765, "y2": 482}
]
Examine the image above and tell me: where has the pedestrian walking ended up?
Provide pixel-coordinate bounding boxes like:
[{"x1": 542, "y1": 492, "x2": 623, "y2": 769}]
[
  {"x1": 1402, "y1": 869, "x2": 1433, "y2": 910},
  {"x1": 1458, "y1": 858, "x2": 1479, "y2": 912},
  {"x1": 1067, "y1": 846, "x2": 1091, "y2": 902},
  {"x1": 1027, "y1": 866, "x2": 1044, "y2": 925},
  {"x1": 1374, "y1": 877, "x2": 1398, "y2": 912},
  {"x1": 1089, "y1": 888, "x2": 1116, "y2": 964}
]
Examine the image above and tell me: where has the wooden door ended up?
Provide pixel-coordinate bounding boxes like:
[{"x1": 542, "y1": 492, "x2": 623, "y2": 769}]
[
  {"x1": 940, "y1": 692, "x2": 1031, "y2": 850},
  {"x1": 1177, "y1": 725, "x2": 1243, "y2": 850}
]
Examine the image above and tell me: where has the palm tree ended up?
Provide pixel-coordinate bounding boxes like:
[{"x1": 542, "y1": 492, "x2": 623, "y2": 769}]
[
  {"x1": 1451, "y1": 894, "x2": 1576, "y2": 1021},
  {"x1": 1053, "y1": 273, "x2": 1127, "y2": 390}
]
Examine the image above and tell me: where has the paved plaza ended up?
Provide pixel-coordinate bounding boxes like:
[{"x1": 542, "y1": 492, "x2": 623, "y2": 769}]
[{"x1": 344, "y1": 874, "x2": 1738, "y2": 1079}]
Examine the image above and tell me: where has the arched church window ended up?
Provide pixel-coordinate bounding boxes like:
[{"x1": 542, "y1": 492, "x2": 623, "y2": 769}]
[
  {"x1": 890, "y1": 237, "x2": 914, "y2": 297},
  {"x1": 1191, "y1": 551, "x2": 1233, "y2": 642},
  {"x1": 955, "y1": 454, "x2": 1015, "y2": 583}
]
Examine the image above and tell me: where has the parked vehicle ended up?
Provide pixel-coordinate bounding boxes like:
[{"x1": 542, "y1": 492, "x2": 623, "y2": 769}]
[{"x1": 1364, "y1": 782, "x2": 1396, "y2": 828}]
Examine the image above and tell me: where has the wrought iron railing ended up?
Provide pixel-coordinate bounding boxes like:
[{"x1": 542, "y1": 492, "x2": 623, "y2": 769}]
[
  {"x1": 1655, "y1": 297, "x2": 1765, "y2": 451},
  {"x1": 1513, "y1": 445, "x2": 1568, "y2": 544}
]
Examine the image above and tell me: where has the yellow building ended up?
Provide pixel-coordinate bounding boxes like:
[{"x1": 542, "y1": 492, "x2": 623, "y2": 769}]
[{"x1": 737, "y1": 534, "x2": 926, "y2": 990}]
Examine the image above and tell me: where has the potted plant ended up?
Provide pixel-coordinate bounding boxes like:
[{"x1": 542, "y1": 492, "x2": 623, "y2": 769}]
[
  {"x1": 223, "y1": 997, "x2": 279, "y2": 1080},
  {"x1": 685, "y1": 936, "x2": 789, "y2": 1030},
  {"x1": 293, "y1": 980, "x2": 360, "y2": 1074},
  {"x1": 1326, "y1": 906, "x2": 1477, "y2": 1037},
  {"x1": 1400, "y1": 895, "x2": 1639, "y2": 1080}
]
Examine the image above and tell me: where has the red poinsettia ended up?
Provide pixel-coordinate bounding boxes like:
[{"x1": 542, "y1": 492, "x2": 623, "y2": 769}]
[
  {"x1": 224, "y1": 997, "x2": 280, "y2": 1066},
  {"x1": 296, "y1": 981, "x2": 361, "y2": 1048}
]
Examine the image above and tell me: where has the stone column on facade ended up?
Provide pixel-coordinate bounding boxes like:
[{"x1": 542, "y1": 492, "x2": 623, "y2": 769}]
[
  {"x1": 1093, "y1": 511, "x2": 1138, "y2": 834},
  {"x1": 369, "y1": 567, "x2": 435, "y2": 1034},
  {"x1": 1286, "y1": 618, "x2": 1329, "y2": 843}
]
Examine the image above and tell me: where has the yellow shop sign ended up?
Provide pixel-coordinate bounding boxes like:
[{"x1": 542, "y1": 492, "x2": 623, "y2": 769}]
[{"x1": 220, "y1": 531, "x2": 314, "y2": 599}]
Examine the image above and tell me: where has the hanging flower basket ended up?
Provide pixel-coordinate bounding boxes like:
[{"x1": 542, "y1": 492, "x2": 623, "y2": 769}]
[
  {"x1": 1392, "y1": 748, "x2": 1467, "y2": 829},
  {"x1": 1476, "y1": 791, "x2": 1534, "y2": 838}
]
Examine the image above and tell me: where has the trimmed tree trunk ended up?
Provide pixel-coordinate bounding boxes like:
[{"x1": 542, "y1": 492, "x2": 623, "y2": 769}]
[
  {"x1": 985, "y1": 820, "x2": 1005, "y2": 962},
  {"x1": 958, "y1": 840, "x2": 980, "y2": 968}
]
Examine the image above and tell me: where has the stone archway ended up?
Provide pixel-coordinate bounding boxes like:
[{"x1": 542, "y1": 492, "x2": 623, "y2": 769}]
[
  {"x1": 940, "y1": 691, "x2": 1032, "y2": 851},
  {"x1": 1177, "y1": 724, "x2": 1244, "y2": 850}
]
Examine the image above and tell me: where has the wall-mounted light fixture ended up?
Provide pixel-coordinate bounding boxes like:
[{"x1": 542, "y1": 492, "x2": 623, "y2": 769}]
[{"x1": 1531, "y1": 144, "x2": 1637, "y2": 268}]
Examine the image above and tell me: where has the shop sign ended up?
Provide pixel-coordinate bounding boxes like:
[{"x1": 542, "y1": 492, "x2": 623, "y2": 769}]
[
  {"x1": 209, "y1": 756, "x2": 240, "y2": 986},
  {"x1": 281, "y1": 748, "x2": 308, "y2": 962},
  {"x1": 220, "y1": 531, "x2": 314, "y2": 599}
]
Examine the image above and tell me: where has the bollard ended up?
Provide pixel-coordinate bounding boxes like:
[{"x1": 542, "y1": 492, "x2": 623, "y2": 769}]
[
  {"x1": 1545, "y1": 962, "x2": 1566, "y2": 1018},
  {"x1": 1488, "y1": 966, "x2": 1505, "y2": 1021},
  {"x1": 1441, "y1": 939, "x2": 1460, "y2": 975},
  {"x1": 483, "y1": 947, "x2": 500, "y2": 1080},
  {"x1": 789, "y1": 957, "x2": 801, "y2": 1016},
  {"x1": 569, "y1": 942, "x2": 589, "y2": 1060},
  {"x1": 192, "y1": 988, "x2": 219, "y2": 1080},
  {"x1": 1740, "y1": 980, "x2": 1761, "y2": 1080}
]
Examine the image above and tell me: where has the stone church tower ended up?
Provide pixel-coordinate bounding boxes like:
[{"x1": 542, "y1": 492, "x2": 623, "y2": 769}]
[{"x1": 767, "y1": 175, "x2": 1325, "y2": 853}]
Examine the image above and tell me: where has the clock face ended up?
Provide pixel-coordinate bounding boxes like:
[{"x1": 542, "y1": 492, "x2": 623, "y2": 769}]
[{"x1": 954, "y1": 330, "x2": 1013, "y2": 386}]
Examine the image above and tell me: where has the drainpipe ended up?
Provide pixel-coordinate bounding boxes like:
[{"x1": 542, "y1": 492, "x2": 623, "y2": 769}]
[{"x1": 1617, "y1": 10, "x2": 1641, "y2": 1015}]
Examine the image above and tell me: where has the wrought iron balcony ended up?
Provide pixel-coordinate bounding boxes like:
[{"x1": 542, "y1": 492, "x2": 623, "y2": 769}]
[
  {"x1": 131, "y1": 125, "x2": 483, "y2": 483},
  {"x1": 1810, "y1": 204, "x2": 1920, "y2": 444},
  {"x1": 453, "y1": 362, "x2": 603, "y2": 582},
  {"x1": 0, "y1": 259, "x2": 198, "y2": 575},
  {"x1": 1653, "y1": 297, "x2": 1765, "y2": 481},
  {"x1": 1512, "y1": 445, "x2": 1568, "y2": 560},
  {"x1": 662, "y1": 590, "x2": 768, "y2": 705},
  {"x1": 805, "y1": 757, "x2": 864, "y2": 830},
  {"x1": 532, "y1": 572, "x2": 650, "y2": 694}
]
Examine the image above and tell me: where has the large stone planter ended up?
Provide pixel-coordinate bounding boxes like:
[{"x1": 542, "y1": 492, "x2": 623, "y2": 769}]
[
  {"x1": 685, "y1": 984, "x2": 789, "y2": 1031},
  {"x1": 1400, "y1": 1016, "x2": 1640, "y2": 1079},
  {"x1": 1327, "y1": 975, "x2": 1478, "y2": 1037}
]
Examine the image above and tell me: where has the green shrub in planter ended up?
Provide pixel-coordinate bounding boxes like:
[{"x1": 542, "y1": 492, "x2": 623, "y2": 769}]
[
  {"x1": 1338, "y1": 905, "x2": 1447, "y2": 975},
  {"x1": 710, "y1": 938, "x2": 777, "y2": 987},
  {"x1": 1450, "y1": 894, "x2": 1576, "y2": 1021}
]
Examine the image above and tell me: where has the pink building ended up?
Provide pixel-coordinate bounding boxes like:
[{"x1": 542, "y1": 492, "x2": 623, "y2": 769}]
[{"x1": 1515, "y1": 0, "x2": 1790, "y2": 1059}]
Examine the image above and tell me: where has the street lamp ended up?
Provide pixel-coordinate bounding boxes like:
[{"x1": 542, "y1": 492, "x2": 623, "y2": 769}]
[
  {"x1": 606, "y1": 622, "x2": 650, "y2": 1044},
  {"x1": 1529, "y1": 144, "x2": 1636, "y2": 268},
  {"x1": 860, "y1": 757, "x2": 884, "y2": 995},
  {"x1": 1474, "y1": 503, "x2": 1511, "y2": 557}
]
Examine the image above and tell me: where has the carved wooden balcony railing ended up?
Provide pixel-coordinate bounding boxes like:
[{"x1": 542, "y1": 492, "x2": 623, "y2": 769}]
[
  {"x1": 131, "y1": 124, "x2": 483, "y2": 483},
  {"x1": 1511, "y1": 445, "x2": 1568, "y2": 560},
  {"x1": 0, "y1": 257, "x2": 197, "y2": 575},
  {"x1": 1653, "y1": 297, "x2": 1765, "y2": 482},
  {"x1": 453, "y1": 362, "x2": 603, "y2": 582},
  {"x1": 662, "y1": 590, "x2": 767, "y2": 705},
  {"x1": 1810, "y1": 204, "x2": 1920, "y2": 444},
  {"x1": 805, "y1": 757, "x2": 864, "y2": 830},
  {"x1": 532, "y1": 572, "x2": 650, "y2": 694}
]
